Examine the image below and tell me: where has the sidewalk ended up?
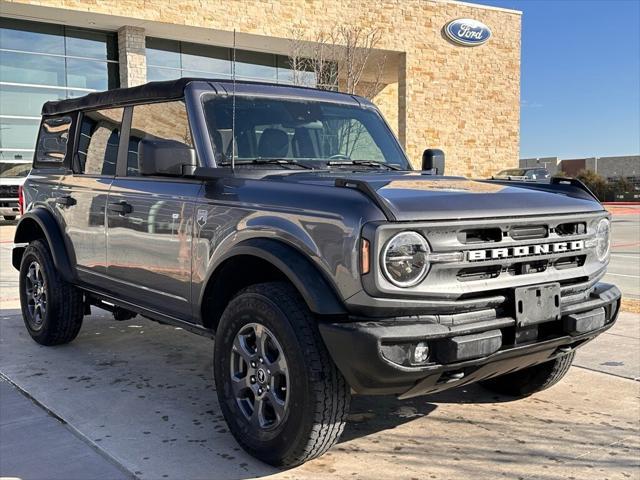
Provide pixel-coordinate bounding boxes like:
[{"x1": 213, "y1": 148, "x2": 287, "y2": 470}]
[{"x1": 0, "y1": 377, "x2": 131, "y2": 480}]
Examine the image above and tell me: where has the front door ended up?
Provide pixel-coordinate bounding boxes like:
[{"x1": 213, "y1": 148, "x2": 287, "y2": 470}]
[{"x1": 105, "y1": 101, "x2": 200, "y2": 321}]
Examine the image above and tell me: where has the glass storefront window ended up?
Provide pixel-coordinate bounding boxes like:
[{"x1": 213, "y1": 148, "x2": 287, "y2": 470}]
[
  {"x1": 235, "y1": 50, "x2": 277, "y2": 82},
  {"x1": 0, "y1": 18, "x2": 119, "y2": 178},
  {"x1": 0, "y1": 19, "x2": 64, "y2": 55},
  {"x1": 146, "y1": 37, "x2": 315, "y2": 87}
]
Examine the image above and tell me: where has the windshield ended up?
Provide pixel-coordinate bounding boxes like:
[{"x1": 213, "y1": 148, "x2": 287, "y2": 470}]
[
  {"x1": 0, "y1": 160, "x2": 30, "y2": 178},
  {"x1": 202, "y1": 95, "x2": 410, "y2": 170},
  {"x1": 497, "y1": 169, "x2": 526, "y2": 176}
]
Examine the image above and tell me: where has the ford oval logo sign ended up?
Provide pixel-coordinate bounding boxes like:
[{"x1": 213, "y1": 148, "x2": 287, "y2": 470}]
[{"x1": 444, "y1": 18, "x2": 492, "y2": 46}]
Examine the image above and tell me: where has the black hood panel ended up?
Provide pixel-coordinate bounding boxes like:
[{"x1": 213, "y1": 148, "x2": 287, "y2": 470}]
[{"x1": 272, "y1": 172, "x2": 603, "y2": 221}]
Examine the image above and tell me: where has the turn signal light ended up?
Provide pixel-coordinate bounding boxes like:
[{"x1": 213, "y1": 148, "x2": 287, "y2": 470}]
[{"x1": 361, "y1": 238, "x2": 370, "y2": 274}]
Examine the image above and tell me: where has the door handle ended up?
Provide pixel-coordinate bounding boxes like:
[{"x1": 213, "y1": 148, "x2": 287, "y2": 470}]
[
  {"x1": 55, "y1": 195, "x2": 76, "y2": 207},
  {"x1": 109, "y1": 201, "x2": 133, "y2": 215}
]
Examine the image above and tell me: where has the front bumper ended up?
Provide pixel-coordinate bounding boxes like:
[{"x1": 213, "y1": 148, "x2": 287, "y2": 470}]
[
  {"x1": 319, "y1": 282, "x2": 621, "y2": 399},
  {"x1": 0, "y1": 199, "x2": 19, "y2": 217}
]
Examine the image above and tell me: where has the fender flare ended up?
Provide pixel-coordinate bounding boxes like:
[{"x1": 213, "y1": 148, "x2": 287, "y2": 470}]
[
  {"x1": 12, "y1": 209, "x2": 76, "y2": 282},
  {"x1": 202, "y1": 238, "x2": 347, "y2": 316}
]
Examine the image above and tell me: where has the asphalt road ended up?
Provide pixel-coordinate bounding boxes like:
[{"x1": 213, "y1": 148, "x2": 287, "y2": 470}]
[
  {"x1": 605, "y1": 205, "x2": 640, "y2": 299},
  {"x1": 0, "y1": 215, "x2": 639, "y2": 480}
]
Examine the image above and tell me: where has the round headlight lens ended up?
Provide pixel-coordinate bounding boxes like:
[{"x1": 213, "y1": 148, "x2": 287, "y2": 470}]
[
  {"x1": 382, "y1": 232, "x2": 430, "y2": 287},
  {"x1": 595, "y1": 218, "x2": 611, "y2": 262}
]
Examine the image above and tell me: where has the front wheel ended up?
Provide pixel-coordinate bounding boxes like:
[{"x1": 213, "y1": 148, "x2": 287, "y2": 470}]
[
  {"x1": 480, "y1": 352, "x2": 575, "y2": 397},
  {"x1": 214, "y1": 282, "x2": 351, "y2": 467}
]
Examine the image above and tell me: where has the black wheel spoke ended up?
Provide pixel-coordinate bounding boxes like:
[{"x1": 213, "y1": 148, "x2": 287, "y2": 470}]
[{"x1": 231, "y1": 322, "x2": 289, "y2": 430}]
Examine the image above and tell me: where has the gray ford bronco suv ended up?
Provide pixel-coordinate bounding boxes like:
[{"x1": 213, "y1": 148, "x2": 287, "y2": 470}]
[{"x1": 13, "y1": 78, "x2": 620, "y2": 467}]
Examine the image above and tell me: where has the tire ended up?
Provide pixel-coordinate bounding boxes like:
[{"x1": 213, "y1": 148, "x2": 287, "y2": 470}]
[
  {"x1": 19, "y1": 239, "x2": 84, "y2": 346},
  {"x1": 480, "y1": 352, "x2": 575, "y2": 397},
  {"x1": 4, "y1": 216, "x2": 16, "y2": 221},
  {"x1": 213, "y1": 282, "x2": 351, "y2": 467}
]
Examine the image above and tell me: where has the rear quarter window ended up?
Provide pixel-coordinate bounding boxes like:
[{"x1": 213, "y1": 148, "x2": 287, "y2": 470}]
[{"x1": 34, "y1": 116, "x2": 73, "y2": 168}]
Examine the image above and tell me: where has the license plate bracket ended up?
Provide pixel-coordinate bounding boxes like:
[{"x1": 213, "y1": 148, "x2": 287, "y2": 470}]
[{"x1": 514, "y1": 283, "x2": 561, "y2": 327}]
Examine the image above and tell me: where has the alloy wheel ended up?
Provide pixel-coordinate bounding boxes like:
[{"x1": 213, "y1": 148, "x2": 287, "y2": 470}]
[
  {"x1": 25, "y1": 260, "x2": 47, "y2": 330},
  {"x1": 230, "y1": 322, "x2": 289, "y2": 430}
]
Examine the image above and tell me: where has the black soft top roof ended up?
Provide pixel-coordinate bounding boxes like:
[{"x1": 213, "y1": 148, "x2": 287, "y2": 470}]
[{"x1": 41, "y1": 77, "x2": 366, "y2": 116}]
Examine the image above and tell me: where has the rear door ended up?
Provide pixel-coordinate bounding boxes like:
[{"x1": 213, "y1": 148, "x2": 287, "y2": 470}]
[
  {"x1": 105, "y1": 101, "x2": 200, "y2": 321},
  {"x1": 55, "y1": 107, "x2": 124, "y2": 289}
]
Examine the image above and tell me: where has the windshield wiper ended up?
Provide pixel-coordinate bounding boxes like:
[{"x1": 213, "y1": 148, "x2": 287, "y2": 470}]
[
  {"x1": 327, "y1": 160, "x2": 402, "y2": 170},
  {"x1": 219, "y1": 158, "x2": 314, "y2": 169}
]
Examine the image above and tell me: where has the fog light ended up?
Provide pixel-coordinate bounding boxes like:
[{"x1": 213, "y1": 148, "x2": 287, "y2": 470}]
[{"x1": 413, "y1": 342, "x2": 430, "y2": 363}]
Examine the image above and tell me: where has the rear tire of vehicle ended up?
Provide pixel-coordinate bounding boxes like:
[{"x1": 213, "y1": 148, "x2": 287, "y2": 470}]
[
  {"x1": 213, "y1": 282, "x2": 351, "y2": 467},
  {"x1": 4, "y1": 216, "x2": 16, "y2": 221},
  {"x1": 480, "y1": 352, "x2": 575, "y2": 397},
  {"x1": 19, "y1": 239, "x2": 84, "y2": 346}
]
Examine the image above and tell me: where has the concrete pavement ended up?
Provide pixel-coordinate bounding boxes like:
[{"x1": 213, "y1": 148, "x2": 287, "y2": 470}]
[{"x1": 1, "y1": 216, "x2": 639, "y2": 480}]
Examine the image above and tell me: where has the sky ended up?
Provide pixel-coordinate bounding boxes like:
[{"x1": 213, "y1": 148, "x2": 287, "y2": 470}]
[{"x1": 466, "y1": 0, "x2": 640, "y2": 159}]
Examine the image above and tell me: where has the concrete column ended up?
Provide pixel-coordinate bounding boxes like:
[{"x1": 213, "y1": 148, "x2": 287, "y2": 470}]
[{"x1": 117, "y1": 26, "x2": 146, "y2": 88}]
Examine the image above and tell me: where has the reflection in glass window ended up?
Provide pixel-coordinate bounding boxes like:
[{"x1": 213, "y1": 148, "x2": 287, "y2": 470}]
[
  {"x1": 146, "y1": 37, "x2": 181, "y2": 69},
  {"x1": 145, "y1": 37, "x2": 316, "y2": 87},
  {"x1": 182, "y1": 43, "x2": 230, "y2": 76},
  {"x1": 35, "y1": 116, "x2": 72, "y2": 165},
  {"x1": 127, "y1": 102, "x2": 193, "y2": 176},
  {"x1": 0, "y1": 18, "x2": 119, "y2": 178},
  {"x1": 0, "y1": 50, "x2": 66, "y2": 86},
  {"x1": 65, "y1": 27, "x2": 118, "y2": 61},
  {"x1": 76, "y1": 109, "x2": 123, "y2": 176},
  {"x1": 66, "y1": 58, "x2": 119, "y2": 90},
  {"x1": 0, "y1": 84, "x2": 66, "y2": 117},
  {"x1": 235, "y1": 50, "x2": 277, "y2": 81},
  {"x1": 0, "y1": 18, "x2": 64, "y2": 55},
  {"x1": 203, "y1": 96, "x2": 407, "y2": 168},
  {"x1": 0, "y1": 118, "x2": 41, "y2": 150}
]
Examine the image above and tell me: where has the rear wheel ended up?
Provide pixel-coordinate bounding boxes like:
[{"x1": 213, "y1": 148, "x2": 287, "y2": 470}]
[
  {"x1": 19, "y1": 240, "x2": 84, "y2": 345},
  {"x1": 480, "y1": 352, "x2": 575, "y2": 397},
  {"x1": 214, "y1": 282, "x2": 350, "y2": 467}
]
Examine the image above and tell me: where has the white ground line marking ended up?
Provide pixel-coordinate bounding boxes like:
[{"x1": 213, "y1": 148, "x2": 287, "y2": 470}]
[{"x1": 605, "y1": 273, "x2": 640, "y2": 279}]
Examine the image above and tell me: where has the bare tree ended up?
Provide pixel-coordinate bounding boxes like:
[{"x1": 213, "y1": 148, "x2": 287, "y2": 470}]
[
  {"x1": 287, "y1": 26, "x2": 388, "y2": 158},
  {"x1": 288, "y1": 26, "x2": 386, "y2": 99}
]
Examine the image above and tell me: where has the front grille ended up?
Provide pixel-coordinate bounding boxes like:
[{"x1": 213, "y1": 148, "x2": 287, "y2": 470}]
[
  {"x1": 374, "y1": 212, "x2": 607, "y2": 302},
  {"x1": 509, "y1": 225, "x2": 548, "y2": 240},
  {"x1": 458, "y1": 228, "x2": 502, "y2": 244},
  {"x1": 0, "y1": 185, "x2": 19, "y2": 198}
]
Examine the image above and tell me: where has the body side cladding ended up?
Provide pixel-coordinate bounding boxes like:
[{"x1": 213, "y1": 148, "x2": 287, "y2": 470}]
[{"x1": 12, "y1": 209, "x2": 77, "y2": 282}]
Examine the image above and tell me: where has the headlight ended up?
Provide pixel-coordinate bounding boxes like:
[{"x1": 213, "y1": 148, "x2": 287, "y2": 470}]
[
  {"x1": 595, "y1": 218, "x2": 611, "y2": 262},
  {"x1": 381, "y1": 231, "x2": 430, "y2": 287}
]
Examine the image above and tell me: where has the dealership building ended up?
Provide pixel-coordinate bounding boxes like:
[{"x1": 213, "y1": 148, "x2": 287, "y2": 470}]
[{"x1": 0, "y1": 0, "x2": 521, "y2": 178}]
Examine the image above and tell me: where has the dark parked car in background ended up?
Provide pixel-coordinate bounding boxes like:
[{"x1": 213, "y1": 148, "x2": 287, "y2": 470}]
[{"x1": 12, "y1": 78, "x2": 620, "y2": 467}]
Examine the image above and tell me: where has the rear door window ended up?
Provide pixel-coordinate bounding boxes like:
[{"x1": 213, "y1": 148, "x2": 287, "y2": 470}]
[{"x1": 75, "y1": 108, "x2": 124, "y2": 176}]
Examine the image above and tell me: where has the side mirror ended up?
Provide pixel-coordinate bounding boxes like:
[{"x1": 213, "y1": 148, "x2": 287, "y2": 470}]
[
  {"x1": 422, "y1": 148, "x2": 445, "y2": 174},
  {"x1": 138, "y1": 138, "x2": 197, "y2": 176}
]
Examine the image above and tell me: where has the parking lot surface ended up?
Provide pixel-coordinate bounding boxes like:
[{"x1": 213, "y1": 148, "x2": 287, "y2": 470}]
[
  {"x1": 604, "y1": 205, "x2": 640, "y2": 300},
  {"x1": 1, "y1": 215, "x2": 639, "y2": 480}
]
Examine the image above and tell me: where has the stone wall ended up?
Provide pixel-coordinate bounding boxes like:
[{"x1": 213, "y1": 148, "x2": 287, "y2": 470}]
[{"x1": 4, "y1": 0, "x2": 521, "y2": 177}]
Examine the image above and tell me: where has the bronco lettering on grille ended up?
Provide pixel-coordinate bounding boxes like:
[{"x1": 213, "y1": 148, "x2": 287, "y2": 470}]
[{"x1": 468, "y1": 240, "x2": 584, "y2": 261}]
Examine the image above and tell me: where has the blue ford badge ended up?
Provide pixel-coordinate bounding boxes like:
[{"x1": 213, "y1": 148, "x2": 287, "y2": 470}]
[{"x1": 444, "y1": 18, "x2": 492, "y2": 46}]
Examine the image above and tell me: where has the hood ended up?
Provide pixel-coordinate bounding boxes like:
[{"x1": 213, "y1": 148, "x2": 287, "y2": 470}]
[{"x1": 270, "y1": 172, "x2": 604, "y2": 221}]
